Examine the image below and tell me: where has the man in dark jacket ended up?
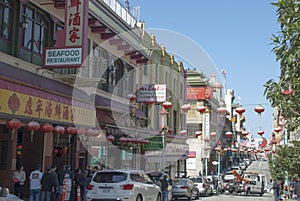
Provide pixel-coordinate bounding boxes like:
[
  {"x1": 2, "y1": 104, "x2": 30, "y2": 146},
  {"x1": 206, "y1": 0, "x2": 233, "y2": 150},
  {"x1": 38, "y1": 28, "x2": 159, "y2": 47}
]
[
  {"x1": 41, "y1": 167, "x2": 57, "y2": 201},
  {"x1": 271, "y1": 179, "x2": 281, "y2": 201},
  {"x1": 160, "y1": 175, "x2": 169, "y2": 201}
]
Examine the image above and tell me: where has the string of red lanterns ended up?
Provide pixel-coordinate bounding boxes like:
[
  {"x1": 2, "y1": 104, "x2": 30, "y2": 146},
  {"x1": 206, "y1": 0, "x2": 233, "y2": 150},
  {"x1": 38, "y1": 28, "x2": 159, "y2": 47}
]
[
  {"x1": 196, "y1": 105, "x2": 206, "y2": 113},
  {"x1": 235, "y1": 106, "x2": 246, "y2": 115},
  {"x1": 6, "y1": 118, "x2": 22, "y2": 140},
  {"x1": 25, "y1": 121, "x2": 40, "y2": 142}
]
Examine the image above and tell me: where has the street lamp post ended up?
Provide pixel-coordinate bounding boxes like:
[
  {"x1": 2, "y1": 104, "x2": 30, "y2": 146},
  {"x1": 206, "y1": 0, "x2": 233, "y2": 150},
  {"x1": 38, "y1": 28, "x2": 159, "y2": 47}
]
[{"x1": 160, "y1": 101, "x2": 172, "y2": 174}]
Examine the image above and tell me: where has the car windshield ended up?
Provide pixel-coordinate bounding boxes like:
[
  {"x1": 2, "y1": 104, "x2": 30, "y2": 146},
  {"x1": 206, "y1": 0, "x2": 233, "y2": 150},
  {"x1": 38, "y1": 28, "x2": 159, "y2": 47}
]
[
  {"x1": 93, "y1": 172, "x2": 127, "y2": 183},
  {"x1": 190, "y1": 177, "x2": 203, "y2": 183}
]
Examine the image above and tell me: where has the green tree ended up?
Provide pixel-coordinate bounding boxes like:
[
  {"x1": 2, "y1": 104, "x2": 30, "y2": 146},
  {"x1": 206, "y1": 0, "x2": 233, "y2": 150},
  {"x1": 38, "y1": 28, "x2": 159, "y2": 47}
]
[
  {"x1": 269, "y1": 141, "x2": 300, "y2": 180},
  {"x1": 264, "y1": 0, "x2": 300, "y2": 131}
]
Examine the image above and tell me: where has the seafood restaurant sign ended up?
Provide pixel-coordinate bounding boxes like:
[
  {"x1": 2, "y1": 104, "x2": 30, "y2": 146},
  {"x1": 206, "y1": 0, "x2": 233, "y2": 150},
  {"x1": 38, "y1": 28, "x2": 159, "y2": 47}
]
[{"x1": 137, "y1": 84, "x2": 166, "y2": 102}]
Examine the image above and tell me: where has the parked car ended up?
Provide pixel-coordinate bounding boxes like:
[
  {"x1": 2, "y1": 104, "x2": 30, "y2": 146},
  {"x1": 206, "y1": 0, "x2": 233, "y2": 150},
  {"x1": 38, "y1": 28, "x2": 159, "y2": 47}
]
[
  {"x1": 172, "y1": 178, "x2": 199, "y2": 200},
  {"x1": 231, "y1": 165, "x2": 242, "y2": 175},
  {"x1": 223, "y1": 171, "x2": 235, "y2": 182},
  {"x1": 239, "y1": 162, "x2": 247, "y2": 170},
  {"x1": 86, "y1": 169, "x2": 161, "y2": 201},
  {"x1": 204, "y1": 176, "x2": 214, "y2": 196},
  {"x1": 188, "y1": 176, "x2": 210, "y2": 197},
  {"x1": 146, "y1": 172, "x2": 172, "y2": 201}
]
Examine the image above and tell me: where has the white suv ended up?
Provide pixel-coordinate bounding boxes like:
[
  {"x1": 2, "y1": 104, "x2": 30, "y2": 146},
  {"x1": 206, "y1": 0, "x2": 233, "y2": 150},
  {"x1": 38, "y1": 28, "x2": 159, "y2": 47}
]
[{"x1": 86, "y1": 169, "x2": 162, "y2": 201}]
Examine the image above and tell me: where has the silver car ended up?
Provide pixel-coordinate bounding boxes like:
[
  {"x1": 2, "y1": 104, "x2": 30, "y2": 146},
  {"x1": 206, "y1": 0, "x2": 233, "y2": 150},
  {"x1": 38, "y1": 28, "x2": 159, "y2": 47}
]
[
  {"x1": 189, "y1": 176, "x2": 211, "y2": 196},
  {"x1": 172, "y1": 178, "x2": 199, "y2": 200}
]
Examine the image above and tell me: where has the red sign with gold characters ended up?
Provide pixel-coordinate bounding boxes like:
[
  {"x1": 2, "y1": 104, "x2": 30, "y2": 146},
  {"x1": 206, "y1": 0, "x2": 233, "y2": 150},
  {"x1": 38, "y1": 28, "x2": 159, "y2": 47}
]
[{"x1": 186, "y1": 87, "x2": 213, "y2": 100}]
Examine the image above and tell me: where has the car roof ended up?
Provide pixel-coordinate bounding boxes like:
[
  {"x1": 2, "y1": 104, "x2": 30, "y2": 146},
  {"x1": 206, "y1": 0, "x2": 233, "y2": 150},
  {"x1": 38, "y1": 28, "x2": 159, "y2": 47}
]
[{"x1": 97, "y1": 169, "x2": 145, "y2": 173}]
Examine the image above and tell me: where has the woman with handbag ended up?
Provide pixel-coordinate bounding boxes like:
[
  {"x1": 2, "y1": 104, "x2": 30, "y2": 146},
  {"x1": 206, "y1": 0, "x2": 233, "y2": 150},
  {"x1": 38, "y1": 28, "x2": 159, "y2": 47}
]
[{"x1": 13, "y1": 164, "x2": 26, "y2": 199}]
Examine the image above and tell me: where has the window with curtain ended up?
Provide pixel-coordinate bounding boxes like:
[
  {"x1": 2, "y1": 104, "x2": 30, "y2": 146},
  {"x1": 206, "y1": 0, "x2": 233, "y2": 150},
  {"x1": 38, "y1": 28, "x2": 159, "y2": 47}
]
[
  {"x1": 21, "y1": 5, "x2": 49, "y2": 55},
  {"x1": 0, "y1": 0, "x2": 13, "y2": 41}
]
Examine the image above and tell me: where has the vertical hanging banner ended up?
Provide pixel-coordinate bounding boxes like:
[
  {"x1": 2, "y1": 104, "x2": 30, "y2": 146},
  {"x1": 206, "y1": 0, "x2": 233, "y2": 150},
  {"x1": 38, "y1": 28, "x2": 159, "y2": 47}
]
[{"x1": 44, "y1": 0, "x2": 88, "y2": 68}]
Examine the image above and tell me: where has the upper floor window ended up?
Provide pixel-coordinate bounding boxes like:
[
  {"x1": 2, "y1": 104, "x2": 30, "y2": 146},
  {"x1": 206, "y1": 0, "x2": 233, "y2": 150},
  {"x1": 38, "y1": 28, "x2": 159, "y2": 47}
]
[
  {"x1": 0, "y1": 0, "x2": 13, "y2": 41},
  {"x1": 93, "y1": 44, "x2": 108, "y2": 79},
  {"x1": 21, "y1": 5, "x2": 49, "y2": 55}
]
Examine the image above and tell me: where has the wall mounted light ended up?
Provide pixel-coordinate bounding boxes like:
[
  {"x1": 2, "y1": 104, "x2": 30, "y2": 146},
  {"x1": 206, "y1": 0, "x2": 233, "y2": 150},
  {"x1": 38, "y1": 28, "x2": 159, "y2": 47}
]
[{"x1": 20, "y1": 18, "x2": 28, "y2": 29}]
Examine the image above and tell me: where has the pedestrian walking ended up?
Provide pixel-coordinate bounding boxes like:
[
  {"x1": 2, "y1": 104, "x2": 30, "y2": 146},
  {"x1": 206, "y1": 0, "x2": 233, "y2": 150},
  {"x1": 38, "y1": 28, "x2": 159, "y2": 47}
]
[
  {"x1": 294, "y1": 178, "x2": 300, "y2": 201},
  {"x1": 74, "y1": 168, "x2": 88, "y2": 201},
  {"x1": 160, "y1": 175, "x2": 169, "y2": 201},
  {"x1": 50, "y1": 164, "x2": 59, "y2": 201},
  {"x1": 61, "y1": 165, "x2": 74, "y2": 201},
  {"x1": 272, "y1": 179, "x2": 281, "y2": 201},
  {"x1": 29, "y1": 164, "x2": 43, "y2": 201},
  {"x1": 13, "y1": 164, "x2": 26, "y2": 199},
  {"x1": 41, "y1": 167, "x2": 55, "y2": 201}
]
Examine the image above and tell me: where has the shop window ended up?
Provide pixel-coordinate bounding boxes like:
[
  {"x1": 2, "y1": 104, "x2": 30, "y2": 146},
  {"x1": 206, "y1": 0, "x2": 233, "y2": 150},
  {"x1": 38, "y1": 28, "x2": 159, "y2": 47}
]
[
  {"x1": 0, "y1": 140, "x2": 8, "y2": 170},
  {"x1": 93, "y1": 44, "x2": 108, "y2": 79},
  {"x1": 20, "y1": 4, "x2": 49, "y2": 59},
  {"x1": 0, "y1": 0, "x2": 13, "y2": 41}
]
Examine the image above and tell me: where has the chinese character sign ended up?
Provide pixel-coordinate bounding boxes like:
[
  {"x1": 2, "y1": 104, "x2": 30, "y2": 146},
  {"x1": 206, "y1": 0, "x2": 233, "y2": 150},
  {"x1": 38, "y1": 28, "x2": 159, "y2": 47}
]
[
  {"x1": 65, "y1": 0, "x2": 85, "y2": 46},
  {"x1": 137, "y1": 84, "x2": 166, "y2": 102}
]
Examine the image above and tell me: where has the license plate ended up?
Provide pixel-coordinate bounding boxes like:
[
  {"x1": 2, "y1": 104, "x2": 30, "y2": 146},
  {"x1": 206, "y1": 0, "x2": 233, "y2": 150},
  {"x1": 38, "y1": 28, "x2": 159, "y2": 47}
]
[{"x1": 103, "y1": 189, "x2": 110, "y2": 193}]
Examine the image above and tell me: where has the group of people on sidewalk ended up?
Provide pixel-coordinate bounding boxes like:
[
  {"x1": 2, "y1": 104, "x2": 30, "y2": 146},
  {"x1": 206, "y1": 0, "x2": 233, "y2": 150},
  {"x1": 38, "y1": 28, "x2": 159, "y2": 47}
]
[
  {"x1": 12, "y1": 164, "x2": 99, "y2": 201},
  {"x1": 272, "y1": 178, "x2": 300, "y2": 201}
]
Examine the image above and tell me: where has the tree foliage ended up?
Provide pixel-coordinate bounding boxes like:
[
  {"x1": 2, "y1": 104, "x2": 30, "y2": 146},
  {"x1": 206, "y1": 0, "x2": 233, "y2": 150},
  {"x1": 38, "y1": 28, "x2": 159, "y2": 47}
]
[
  {"x1": 264, "y1": 0, "x2": 300, "y2": 131},
  {"x1": 268, "y1": 141, "x2": 300, "y2": 180}
]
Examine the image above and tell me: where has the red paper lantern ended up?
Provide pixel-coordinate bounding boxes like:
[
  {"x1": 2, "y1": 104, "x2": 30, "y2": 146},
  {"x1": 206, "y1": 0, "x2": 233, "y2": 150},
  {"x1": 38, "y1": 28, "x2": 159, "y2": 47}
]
[
  {"x1": 163, "y1": 101, "x2": 172, "y2": 109},
  {"x1": 235, "y1": 106, "x2": 246, "y2": 115},
  {"x1": 119, "y1": 137, "x2": 128, "y2": 143},
  {"x1": 204, "y1": 137, "x2": 209, "y2": 142},
  {"x1": 225, "y1": 131, "x2": 233, "y2": 138},
  {"x1": 217, "y1": 107, "x2": 227, "y2": 115},
  {"x1": 6, "y1": 118, "x2": 22, "y2": 130},
  {"x1": 217, "y1": 141, "x2": 222, "y2": 145},
  {"x1": 145, "y1": 99, "x2": 155, "y2": 105},
  {"x1": 205, "y1": 146, "x2": 211, "y2": 151},
  {"x1": 25, "y1": 121, "x2": 40, "y2": 142},
  {"x1": 241, "y1": 131, "x2": 248, "y2": 137},
  {"x1": 196, "y1": 105, "x2": 206, "y2": 113},
  {"x1": 144, "y1": 139, "x2": 150, "y2": 144},
  {"x1": 40, "y1": 123, "x2": 53, "y2": 133},
  {"x1": 6, "y1": 118, "x2": 22, "y2": 140},
  {"x1": 231, "y1": 148, "x2": 238, "y2": 153},
  {"x1": 274, "y1": 127, "x2": 282, "y2": 133},
  {"x1": 53, "y1": 126, "x2": 65, "y2": 135},
  {"x1": 181, "y1": 104, "x2": 191, "y2": 113},
  {"x1": 254, "y1": 105, "x2": 265, "y2": 114},
  {"x1": 52, "y1": 148, "x2": 58, "y2": 156},
  {"x1": 65, "y1": 126, "x2": 76, "y2": 135},
  {"x1": 128, "y1": 94, "x2": 137, "y2": 101},
  {"x1": 106, "y1": 135, "x2": 115, "y2": 142},
  {"x1": 25, "y1": 121, "x2": 40, "y2": 131},
  {"x1": 224, "y1": 148, "x2": 228, "y2": 152},
  {"x1": 210, "y1": 132, "x2": 217, "y2": 137},
  {"x1": 195, "y1": 131, "x2": 202, "y2": 137},
  {"x1": 180, "y1": 130, "x2": 187, "y2": 135},
  {"x1": 214, "y1": 147, "x2": 221, "y2": 152},
  {"x1": 86, "y1": 128, "x2": 95, "y2": 136},
  {"x1": 76, "y1": 128, "x2": 86, "y2": 135},
  {"x1": 257, "y1": 130, "x2": 264, "y2": 136}
]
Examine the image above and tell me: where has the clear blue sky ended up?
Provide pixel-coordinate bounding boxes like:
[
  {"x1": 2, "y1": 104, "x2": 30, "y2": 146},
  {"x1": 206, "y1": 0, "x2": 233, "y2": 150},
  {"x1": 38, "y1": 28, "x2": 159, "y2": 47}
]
[{"x1": 127, "y1": 0, "x2": 280, "y2": 139}]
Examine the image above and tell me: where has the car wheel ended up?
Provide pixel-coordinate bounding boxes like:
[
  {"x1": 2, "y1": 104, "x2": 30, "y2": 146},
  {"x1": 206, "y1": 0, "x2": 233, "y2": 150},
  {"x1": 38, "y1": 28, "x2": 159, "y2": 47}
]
[
  {"x1": 156, "y1": 193, "x2": 161, "y2": 201},
  {"x1": 195, "y1": 191, "x2": 199, "y2": 199},
  {"x1": 136, "y1": 195, "x2": 142, "y2": 201}
]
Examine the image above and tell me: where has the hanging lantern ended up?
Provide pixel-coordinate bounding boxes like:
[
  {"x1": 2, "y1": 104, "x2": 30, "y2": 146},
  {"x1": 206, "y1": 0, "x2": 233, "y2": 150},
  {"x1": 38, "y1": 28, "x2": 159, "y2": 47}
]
[
  {"x1": 65, "y1": 126, "x2": 76, "y2": 142},
  {"x1": 76, "y1": 127, "x2": 86, "y2": 135},
  {"x1": 128, "y1": 94, "x2": 137, "y2": 101},
  {"x1": 59, "y1": 146, "x2": 67, "y2": 156},
  {"x1": 6, "y1": 118, "x2": 22, "y2": 140},
  {"x1": 224, "y1": 148, "x2": 228, "y2": 152},
  {"x1": 195, "y1": 131, "x2": 202, "y2": 137},
  {"x1": 235, "y1": 106, "x2": 246, "y2": 115},
  {"x1": 119, "y1": 137, "x2": 128, "y2": 143},
  {"x1": 217, "y1": 106, "x2": 227, "y2": 115},
  {"x1": 217, "y1": 141, "x2": 222, "y2": 145},
  {"x1": 40, "y1": 123, "x2": 53, "y2": 133},
  {"x1": 53, "y1": 126, "x2": 65, "y2": 144},
  {"x1": 106, "y1": 135, "x2": 115, "y2": 142},
  {"x1": 210, "y1": 132, "x2": 217, "y2": 137},
  {"x1": 274, "y1": 127, "x2": 282, "y2": 133},
  {"x1": 181, "y1": 104, "x2": 191, "y2": 113},
  {"x1": 257, "y1": 130, "x2": 264, "y2": 136},
  {"x1": 231, "y1": 148, "x2": 238, "y2": 153},
  {"x1": 214, "y1": 147, "x2": 221, "y2": 152},
  {"x1": 25, "y1": 121, "x2": 40, "y2": 142},
  {"x1": 162, "y1": 101, "x2": 172, "y2": 109},
  {"x1": 279, "y1": 117, "x2": 286, "y2": 126},
  {"x1": 86, "y1": 128, "x2": 96, "y2": 137},
  {"x1": 180, "y1": 130, "x2": 187, "y2": 135},
  {"x1": 196, "y1": 105, "x2": 206, "y2": 113},
  {"x1": 241, "y1": 131, "x2": 248, "y2": 137},
  {"x1": 144, "y1": 139, "x2": 150, "y2": 144},
  {"x1": 204, "y1": 137, "x2": 209, "y2": 142},
  {"x1": 92, "y1": 129, "x2": 100, "y2": 137},
  {"x1": 254, "y1": 105, "x2": 265, "y2": 114},
  {"x1": 168, "y1": 128, "x2": 174, "y2": 134},
  {"x1": 145, "y1": 99, "x2": 155, "y2": 105},
  {"x1": 281, "y1": 84, "x2": 292, "y2": 95},
  {"x1": 225, "y1": 131, "x2": 233, "y2": 138}
]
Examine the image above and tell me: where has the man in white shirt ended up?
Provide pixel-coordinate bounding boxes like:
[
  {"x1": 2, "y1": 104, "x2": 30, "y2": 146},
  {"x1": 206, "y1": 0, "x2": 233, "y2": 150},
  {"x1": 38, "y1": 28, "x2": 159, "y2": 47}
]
[{"x1": 29, "y1": 164, "x2": 43, "y2": 201}]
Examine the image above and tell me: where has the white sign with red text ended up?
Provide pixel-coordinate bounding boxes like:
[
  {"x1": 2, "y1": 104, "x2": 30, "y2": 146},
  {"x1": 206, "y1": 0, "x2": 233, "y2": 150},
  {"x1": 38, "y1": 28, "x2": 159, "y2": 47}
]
[{"x1": 137, "y1": 84, "x2": 166, "y2": 102}]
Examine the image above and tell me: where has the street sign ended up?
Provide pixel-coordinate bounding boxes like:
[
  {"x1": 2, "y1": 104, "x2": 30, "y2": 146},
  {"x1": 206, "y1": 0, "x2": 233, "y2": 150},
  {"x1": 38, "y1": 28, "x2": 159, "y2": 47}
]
[{"x1": 144, "y1": 136, "x2": 163, "y2": 150}]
